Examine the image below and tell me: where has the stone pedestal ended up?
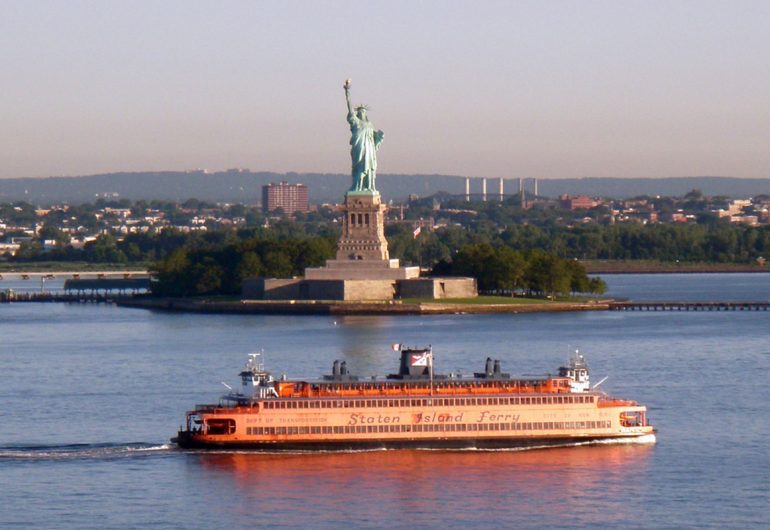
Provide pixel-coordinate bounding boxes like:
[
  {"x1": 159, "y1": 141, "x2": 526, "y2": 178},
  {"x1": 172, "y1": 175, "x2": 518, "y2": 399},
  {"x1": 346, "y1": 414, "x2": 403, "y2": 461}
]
[
  {"x1": 305, "y1": 259, "x2": 419, "y2": 280},
  {"x1": 336, "y1": 191, "x2": 389, "y2": 260},
  {"x1": 304, "y1": 190, "x2": 419, "y2": 281}
]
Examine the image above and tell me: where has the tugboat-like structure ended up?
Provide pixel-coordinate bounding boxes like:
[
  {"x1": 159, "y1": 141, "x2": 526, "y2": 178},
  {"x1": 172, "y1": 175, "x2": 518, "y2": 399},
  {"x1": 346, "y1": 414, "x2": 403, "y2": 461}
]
[{"x1": 174, "y1": 347, "x2": 654, "y2": 450}]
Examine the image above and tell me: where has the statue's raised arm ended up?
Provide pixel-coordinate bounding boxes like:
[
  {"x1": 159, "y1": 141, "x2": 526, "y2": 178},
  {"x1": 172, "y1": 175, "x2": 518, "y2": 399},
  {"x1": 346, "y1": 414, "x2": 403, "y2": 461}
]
[
  {"x1": 343, "y1": 79, "x2": 383, "y2": 193},
  {"x1": 344, "y1": 78, "x2": 353, "y2": 117}
]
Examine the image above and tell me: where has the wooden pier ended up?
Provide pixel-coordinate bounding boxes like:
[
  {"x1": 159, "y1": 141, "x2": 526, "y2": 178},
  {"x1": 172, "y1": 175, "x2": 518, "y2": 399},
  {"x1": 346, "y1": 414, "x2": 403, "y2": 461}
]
[
  {"x1": 1, "y1": 277, "x2": 150, "y2": 304},
  {"x1": 0, "y1": 291, "x2": 140, "y2": 303},
  {"x1": 609, "y1": 301, "x2": 770, "y2": 311},
  {"x1": 0, "y1": 271, "x2": 148, "y2": 280}
]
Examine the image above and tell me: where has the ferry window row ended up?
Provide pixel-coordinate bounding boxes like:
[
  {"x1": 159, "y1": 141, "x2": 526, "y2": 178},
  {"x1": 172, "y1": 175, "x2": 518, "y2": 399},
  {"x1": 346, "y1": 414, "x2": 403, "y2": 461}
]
[
  {"x1": 245, "y1": 420, "x2": 611, "y2": 436},
  {"x1": 262, "y1": 395, "x2": 595, "y2": 409}
]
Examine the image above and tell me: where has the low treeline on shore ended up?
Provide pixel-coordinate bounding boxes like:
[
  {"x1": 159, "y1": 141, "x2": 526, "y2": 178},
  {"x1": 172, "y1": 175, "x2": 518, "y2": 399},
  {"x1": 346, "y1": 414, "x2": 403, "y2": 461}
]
[
  {"x1": 581, "y1": 260, "x2": 767, "y2": 274},
  {"x1": 5, "y1": 204, "x2": 770, "y2": 298},
  {"x1": 7, "y1": 213, "x2": 770, "y2": 266},
  {"x1": 150, "y1": 234, "x2": 606, "y2": 298}
]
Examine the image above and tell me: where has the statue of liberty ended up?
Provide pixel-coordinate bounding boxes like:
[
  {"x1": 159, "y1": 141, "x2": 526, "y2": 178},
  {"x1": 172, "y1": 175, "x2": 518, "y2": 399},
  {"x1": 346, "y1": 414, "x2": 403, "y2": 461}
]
[{"x1": 344, "y1": 79, "x2": 384, "y2": 192}]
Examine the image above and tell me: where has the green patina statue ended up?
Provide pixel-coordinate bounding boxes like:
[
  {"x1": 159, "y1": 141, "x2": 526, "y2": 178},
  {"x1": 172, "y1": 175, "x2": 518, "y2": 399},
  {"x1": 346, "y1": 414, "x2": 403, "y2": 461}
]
[{"x1": 344, "y1": 79, "x2": 384, "y2": 193}]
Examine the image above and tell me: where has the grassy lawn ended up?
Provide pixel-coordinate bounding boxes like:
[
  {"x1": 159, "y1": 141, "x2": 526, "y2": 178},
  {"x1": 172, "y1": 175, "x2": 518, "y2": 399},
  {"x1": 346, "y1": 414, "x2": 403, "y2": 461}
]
[
  {"x1": 401, "y1": 295, "x2": 604, "y2": 305},
  {"x1": 401, "y1": 296, "x2": 562, "y2": 305}
]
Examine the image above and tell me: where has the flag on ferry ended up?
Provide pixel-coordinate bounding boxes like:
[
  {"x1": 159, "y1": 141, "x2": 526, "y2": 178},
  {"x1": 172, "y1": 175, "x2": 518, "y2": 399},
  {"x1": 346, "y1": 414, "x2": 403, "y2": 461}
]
[
  {"x1": 392, "y1": 343, "x2": 402, "y2": 351},
  {"x1": 409, "y1": 350, "x2": 433, "y2": 367}
]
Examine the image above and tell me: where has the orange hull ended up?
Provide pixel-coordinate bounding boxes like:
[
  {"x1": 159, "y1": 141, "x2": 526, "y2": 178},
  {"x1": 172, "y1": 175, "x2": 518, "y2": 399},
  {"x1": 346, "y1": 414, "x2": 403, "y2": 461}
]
[{"x1": 177, "y1": 394, "x2": 652, "y2": 449}]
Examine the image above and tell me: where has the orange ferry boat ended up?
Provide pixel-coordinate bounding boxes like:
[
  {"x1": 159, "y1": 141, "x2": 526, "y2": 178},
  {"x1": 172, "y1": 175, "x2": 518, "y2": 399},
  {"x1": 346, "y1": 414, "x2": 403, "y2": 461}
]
[{"x1": 174, "y1": 347, "x2": 654, "y2": 450}]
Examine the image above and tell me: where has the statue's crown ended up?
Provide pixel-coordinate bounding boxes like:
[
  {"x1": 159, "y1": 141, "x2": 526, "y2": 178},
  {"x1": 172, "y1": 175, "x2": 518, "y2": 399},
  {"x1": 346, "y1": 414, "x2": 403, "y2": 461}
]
[{"x1": 355, "y1": 104, "x2": 369, "y2": 111}]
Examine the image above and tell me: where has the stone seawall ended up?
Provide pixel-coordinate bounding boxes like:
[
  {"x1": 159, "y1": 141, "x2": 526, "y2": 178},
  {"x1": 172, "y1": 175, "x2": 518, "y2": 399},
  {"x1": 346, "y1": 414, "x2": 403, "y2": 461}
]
[{"x1": 118, "y1": 298, "x2": 609, "y2": 315}]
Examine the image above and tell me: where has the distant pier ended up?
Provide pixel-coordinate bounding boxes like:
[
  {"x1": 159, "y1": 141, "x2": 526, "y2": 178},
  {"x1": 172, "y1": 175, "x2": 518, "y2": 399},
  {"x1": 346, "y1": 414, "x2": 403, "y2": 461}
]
[
  {"x1": 609, "y1": 301, "x2": 770, "y2": 311},
  {"x1": 0, "y1": 271, "x2": 148, "y2": 281},
  {"x1": 1, "y1": 272, "x2": 150, "y2": 304},
  {"x1": 0, "y1": 291, "x2": 141, "y2": 303}
]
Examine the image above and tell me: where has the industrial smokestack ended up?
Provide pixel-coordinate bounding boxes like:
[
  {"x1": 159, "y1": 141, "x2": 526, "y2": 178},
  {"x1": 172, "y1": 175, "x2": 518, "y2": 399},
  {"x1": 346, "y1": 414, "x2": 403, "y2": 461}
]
[
  {"x1": 499, "y1": 178, "x2": 504, "y2": 202},
  {"x1": 482, "y1": 178, "x2": 487, "y2": 202},
  {"x1": 533, "y1": 177, "x2": 538, "y2": 197},
  {"x1": 465, "y1": 177, "x2": 470, "y2": 202}
]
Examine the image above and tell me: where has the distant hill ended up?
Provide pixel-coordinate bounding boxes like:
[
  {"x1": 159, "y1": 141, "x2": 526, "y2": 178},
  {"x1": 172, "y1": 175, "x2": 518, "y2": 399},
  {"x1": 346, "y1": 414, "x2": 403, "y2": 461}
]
[
  {"x1": 536, "y1": 177, "x2": 770, "y2": 199},
  {"x1": 1, "y1": 171, "x2": 769, "y2": 205},
  {"x1": 0, "y1": 171, "x2": 470, "y2": 204}
]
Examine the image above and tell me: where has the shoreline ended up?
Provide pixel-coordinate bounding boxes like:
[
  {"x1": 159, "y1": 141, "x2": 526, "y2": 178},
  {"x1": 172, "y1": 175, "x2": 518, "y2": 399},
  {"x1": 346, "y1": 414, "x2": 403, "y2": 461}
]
[
  {"x1": 117, "y1": 297, "x2": 610, "y2": 315},
  {"x1": 2, "y1": 263, "x2": 767, "y2": 276},
  {"x1": 581, "y1": 261, "x2": 768, "y2": 274}
]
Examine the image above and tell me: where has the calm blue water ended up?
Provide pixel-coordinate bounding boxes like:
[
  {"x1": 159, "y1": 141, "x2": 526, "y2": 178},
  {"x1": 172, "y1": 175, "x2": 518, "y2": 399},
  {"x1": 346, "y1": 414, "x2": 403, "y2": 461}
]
[{"x1": 1, "y1": 274, "x2": 769, "y2": 529}]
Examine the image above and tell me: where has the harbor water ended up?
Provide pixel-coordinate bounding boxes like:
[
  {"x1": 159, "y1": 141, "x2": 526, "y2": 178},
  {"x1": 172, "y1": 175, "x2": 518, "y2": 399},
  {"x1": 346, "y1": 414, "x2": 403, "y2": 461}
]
[{"x1": 1, "y1": 273, "x2": 768, "y2": 528}]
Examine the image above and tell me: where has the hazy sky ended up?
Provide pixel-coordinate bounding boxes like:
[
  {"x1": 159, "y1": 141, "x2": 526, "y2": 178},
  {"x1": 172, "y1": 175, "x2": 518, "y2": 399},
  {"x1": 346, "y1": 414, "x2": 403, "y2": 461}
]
[{"x1": 2, "y1": 0, "x2": 769, "y2": 180}]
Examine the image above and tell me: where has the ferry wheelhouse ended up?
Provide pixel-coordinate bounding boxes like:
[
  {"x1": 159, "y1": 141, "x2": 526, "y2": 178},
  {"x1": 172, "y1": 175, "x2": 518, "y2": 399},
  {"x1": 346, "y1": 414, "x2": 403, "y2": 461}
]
[{"x1": 173, "y1": 347, "x2": 654, "y2": 450}]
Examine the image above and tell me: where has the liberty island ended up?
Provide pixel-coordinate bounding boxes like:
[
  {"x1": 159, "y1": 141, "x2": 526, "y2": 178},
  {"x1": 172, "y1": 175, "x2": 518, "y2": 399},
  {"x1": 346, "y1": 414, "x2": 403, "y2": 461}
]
[{"x1": 244, "y1": 80, "x2": 477, "y2": 301}]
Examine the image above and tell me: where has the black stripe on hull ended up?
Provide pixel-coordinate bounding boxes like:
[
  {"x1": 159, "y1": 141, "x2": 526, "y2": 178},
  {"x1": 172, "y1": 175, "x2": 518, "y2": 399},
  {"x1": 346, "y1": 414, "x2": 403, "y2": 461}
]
[{"x1": 174, "y1": 432, "x2": 642, "y2": 451}]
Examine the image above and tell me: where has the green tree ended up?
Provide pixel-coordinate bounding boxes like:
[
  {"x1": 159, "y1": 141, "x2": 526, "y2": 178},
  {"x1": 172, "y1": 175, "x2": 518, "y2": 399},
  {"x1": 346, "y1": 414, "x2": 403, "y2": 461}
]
[
  {"x1": 565, "y1": 259, "x2": 590, "y2": 293},
  {"x1": 191, "y1": 257, "x2": 223, "y2": 295},
  {"x1": 37, "y1": 223, "x2": 68, "y2": 244},
  {"x1": 588, "y1": 277, "x2": 607, "y2": 296},
  {"x1": 236, "y1": 251, "x2": 263, "y2": 281},
  {"x1": 84, "y1": 235, "x2": 127, "y2": 263},
  {"x1": 524, "y1": 252, "x2": 570, "y2": 297},
  {"x1": 15, "y1": 240, "x2": 43, "y2": 260},
  {"x1": 262, "y1": 250, "x2": 294, "y2": 277},
  {"x1": 153, "y1": 248, "x2": 191, "y2": 296}
]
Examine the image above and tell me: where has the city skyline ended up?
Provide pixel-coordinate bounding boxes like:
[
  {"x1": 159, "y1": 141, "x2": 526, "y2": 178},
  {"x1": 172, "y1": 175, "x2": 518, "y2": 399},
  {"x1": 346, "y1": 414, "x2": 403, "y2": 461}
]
[{"x1": 2, "y1": 1, "x2": 769, "y2": 180}]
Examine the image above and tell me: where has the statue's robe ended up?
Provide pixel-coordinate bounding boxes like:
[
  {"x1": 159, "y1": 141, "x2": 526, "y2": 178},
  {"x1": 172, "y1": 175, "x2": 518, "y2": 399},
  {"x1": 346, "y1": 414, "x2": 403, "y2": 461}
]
[{"x1": 348, "y1": 113, "x2": 382, "y2": 191}]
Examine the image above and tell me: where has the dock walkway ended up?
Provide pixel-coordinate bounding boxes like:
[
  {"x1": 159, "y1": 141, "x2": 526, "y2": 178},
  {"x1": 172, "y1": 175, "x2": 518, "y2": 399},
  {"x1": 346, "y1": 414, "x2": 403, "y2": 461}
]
[{"x1": 609, "y1": 301, "x2": 770, "y2": 311}]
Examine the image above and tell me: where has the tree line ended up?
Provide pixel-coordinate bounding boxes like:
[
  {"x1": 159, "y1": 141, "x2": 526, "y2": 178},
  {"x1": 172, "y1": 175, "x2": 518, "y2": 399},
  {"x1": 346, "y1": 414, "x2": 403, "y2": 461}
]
[
  {"x1": 385, "y1": 221, "x2": 770, "y2": 265},
  {"x1": 152, "y1": 235, "x2": 336, "y2": 296},
  {"x1": 6, "y1": 198, "x2": 770, "y2": 266},
  {"x1": 432, "y1": 244, "x2": 605, "y2": 296},
  {"x1": 150, "y1": 230, "x2": 604, "y2": 297}
]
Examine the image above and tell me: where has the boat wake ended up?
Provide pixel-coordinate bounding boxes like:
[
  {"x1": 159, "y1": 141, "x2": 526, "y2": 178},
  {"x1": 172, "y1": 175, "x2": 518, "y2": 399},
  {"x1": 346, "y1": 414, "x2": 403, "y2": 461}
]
[
  {"x1": 589, "y1": 433, "x2": 657, "y2": 446},
  {"x1": 449, "y1": 434, "x2": 658, "y2": 452},
  {"x1": 0, "y1": 442, "x2": 173, "y2": 461}
]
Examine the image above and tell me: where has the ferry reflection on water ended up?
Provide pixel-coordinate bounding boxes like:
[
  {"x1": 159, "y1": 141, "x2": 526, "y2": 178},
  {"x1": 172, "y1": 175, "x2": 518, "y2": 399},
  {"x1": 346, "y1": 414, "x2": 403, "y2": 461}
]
[{"x1": 190, "y1": 444, "x2": 654, "y2": 524}]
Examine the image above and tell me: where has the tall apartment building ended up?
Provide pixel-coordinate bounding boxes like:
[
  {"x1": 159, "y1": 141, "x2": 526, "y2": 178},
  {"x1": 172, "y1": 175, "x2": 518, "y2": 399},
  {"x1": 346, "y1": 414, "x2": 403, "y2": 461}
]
[{"x1": 262, "y1": 182, "x2": 309, "y2": 215}]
